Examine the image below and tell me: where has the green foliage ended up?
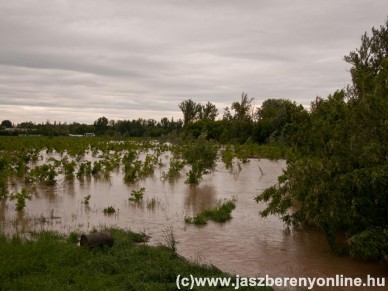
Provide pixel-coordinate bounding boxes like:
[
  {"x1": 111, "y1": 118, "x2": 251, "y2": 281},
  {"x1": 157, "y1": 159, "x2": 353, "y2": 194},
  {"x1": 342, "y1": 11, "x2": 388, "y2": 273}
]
[
  {"x1": 27, "y1": 164, "x2": 58, "y2": 185},
  {"x1": 0, "y1": 228, "x2": 270, "y2": 290},
  {"x1": 256, "y1": 19, "x2": 388, "y2": 260},
  {"x1": 348, "y1": 228, "x2": 388, "y2": 262},
  {"x1": 162, "y1": 156, "x2": 185, "y2": 180},
  {"x1": 77, "y1": 161, "x2": 92, "y2": 178},
  {"x1": 185, "y1": 199, "x2": 236, "y2": 225},
  {"x1": 62, "y1": 159, "x2": 76, "y2": 179},
  {"x1": 222, "y1": 145, "x2": 234, "y2": 168},
  {"x1": 183, "y1": 135, "x2": 218, "y2": 185},
  {"x1": 9, "y1": 188, "x2": 32, "y2": 211},
  {"x1": 129, "y1": 187, "x2": 145, "y2": 202}
]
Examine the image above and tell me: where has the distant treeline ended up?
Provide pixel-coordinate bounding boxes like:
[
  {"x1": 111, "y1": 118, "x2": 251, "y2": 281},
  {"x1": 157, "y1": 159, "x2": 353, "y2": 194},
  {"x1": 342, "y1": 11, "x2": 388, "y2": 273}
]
[{"x1": 1, "y1": 93, "x2": 308, "y2": 146}]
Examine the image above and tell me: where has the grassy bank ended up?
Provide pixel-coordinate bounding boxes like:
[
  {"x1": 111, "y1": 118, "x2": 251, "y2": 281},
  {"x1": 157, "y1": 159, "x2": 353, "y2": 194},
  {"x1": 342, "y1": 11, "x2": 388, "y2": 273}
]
[{"x1": 0, "y1": 228, "x2": 272, "y2": 290}]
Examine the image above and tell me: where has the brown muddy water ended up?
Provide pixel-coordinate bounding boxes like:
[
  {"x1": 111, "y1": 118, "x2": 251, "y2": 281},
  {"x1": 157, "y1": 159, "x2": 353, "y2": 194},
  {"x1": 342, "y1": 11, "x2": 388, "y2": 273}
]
[{"x1": 1, "y1": 153, "x2": 387, "y2": 290}]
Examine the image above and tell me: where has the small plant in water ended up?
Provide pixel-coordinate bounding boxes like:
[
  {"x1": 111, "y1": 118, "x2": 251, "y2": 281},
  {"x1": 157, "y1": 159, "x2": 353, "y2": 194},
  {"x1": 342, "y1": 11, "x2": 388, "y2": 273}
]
[
  {"x1": 82, "y1": 194, "x2": 91, "y2": 205},
  {"x1": 9, "y1": 188, "x2": 32, "y2": 211},
  {"x1": 103, "y1": 206, "x2": 116, "y2": 214},
  {"x1": 129, "y1": 187, "x2": 145, "y2": 202}
]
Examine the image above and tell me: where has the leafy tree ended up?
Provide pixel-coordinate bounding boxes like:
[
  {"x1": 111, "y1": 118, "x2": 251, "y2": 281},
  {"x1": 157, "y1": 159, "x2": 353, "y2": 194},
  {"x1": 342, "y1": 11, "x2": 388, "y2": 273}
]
[
  {"x1": 1, "y1": 120, "x2": 12, "y2": 128},
  {"x1": 94, "y1": 116, "x2": 109, "y2": 135},
  {"x1": 178, "y1": 99, "x2": 201, "y2": 124},
  {"x1": 231, "y1": 92, "x2": 254, "y2": 120},
  {"x1": 256, "y1": 18, "x2": 388, "y2": 261},
  {"x1": 198, "y1": 102, "x2": 219, "y2": 121},
  {"x1": 254, "y1": 99, "x2": 308, "y2": 143}
]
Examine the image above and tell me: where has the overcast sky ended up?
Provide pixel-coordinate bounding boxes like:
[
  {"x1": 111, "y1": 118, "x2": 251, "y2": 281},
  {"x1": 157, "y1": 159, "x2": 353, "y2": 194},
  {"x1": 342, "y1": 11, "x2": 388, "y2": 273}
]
[{"x1": 0, "y1": 0, "x2": 386, "y2": 124}]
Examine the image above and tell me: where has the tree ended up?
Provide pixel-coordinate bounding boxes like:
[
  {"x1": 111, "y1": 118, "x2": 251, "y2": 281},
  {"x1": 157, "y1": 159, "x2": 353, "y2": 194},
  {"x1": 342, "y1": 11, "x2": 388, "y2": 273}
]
[
  {"x1": 178, "y1": 99, "x2": 201, "y2": 125},
  {"x1": 255, "y1": 99, "x2": 308, "y2": 144},
  {"x1": 255, "y1": 18, "x2": 388, "y2": 261},
  {"x1": 231, "y1": 92, "x2": 254, "y2": 120},
  {"x1": 94, "y1": 116, "x2": 109, "y2": 135},
  {"x1": 344, "y1": 18, "x2": 388, "y2": 100},
  {"x1": 198, "y1": 102, "x2": 218, "y2": 121},
  {"x1": 1, "y1": 120, "x2": 12, "y2": 128}
]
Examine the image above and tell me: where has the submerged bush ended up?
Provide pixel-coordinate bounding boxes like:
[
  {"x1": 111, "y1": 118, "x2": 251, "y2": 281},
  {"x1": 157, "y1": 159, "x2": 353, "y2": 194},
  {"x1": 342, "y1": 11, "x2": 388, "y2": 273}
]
[
  {"x1": 9, "y1": 188, "x2": 32, "y2": 211},
  {"x1": 129, "y1": 187, "x2": 145, "y2": 202},
  {"x1": 185, "y1": 199, "x2": 236, "y2": 225},
  {"x1": 103, "y1": 206, "x2": 116, "y2": 214},
  {"x1": 183, "y1": 135, "x2": 218, "y2": 185},
  {"x1": 348, "y1": 228, "x2": 388, "y2": 262}
]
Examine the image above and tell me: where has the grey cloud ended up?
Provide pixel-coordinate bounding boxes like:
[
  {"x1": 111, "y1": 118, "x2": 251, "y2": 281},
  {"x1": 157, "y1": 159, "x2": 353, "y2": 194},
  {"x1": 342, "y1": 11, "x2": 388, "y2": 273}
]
[{"x1": 0, "y1": 0, "x2": 386, "y2": 124}]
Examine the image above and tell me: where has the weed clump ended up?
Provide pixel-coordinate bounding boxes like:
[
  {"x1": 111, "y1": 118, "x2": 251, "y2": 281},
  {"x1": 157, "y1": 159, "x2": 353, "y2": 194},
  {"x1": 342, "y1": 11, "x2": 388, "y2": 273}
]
[
  {"x1": 129, "y1": 187, "x2": 145, "y2": 202},
  {"x1": 103, "y1": 206, "x2": 116, "y2": 214},
  {"x1": 9, "y1": 188, "x2": 32, "y2": 211},
  {"x1": 185, "y1": 199, "x2": 236, "y2": 225}
]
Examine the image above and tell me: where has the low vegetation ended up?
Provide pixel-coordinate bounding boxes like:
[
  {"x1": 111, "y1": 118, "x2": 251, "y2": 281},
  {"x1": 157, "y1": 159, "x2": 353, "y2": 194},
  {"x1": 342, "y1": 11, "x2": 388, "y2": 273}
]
[
  {"x1": 0, "y1": 228, "x2": 272, "y2": 290},
  {"x1": 185, "y1": 199, "x2": 236, "y2": 225},
  {"x1": 103, "y1": 206, "x2": 116, "y2": 214},
  {"x1": 128, "y1": 187, "x2": 145, "y2": 202}
]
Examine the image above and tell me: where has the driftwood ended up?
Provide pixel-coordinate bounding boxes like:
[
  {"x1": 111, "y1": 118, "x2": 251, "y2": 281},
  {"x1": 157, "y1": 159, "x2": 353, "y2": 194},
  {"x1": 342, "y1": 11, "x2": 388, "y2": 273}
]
[{"x1": 80, "y1": 231, "x2": 114, "y2": 247}]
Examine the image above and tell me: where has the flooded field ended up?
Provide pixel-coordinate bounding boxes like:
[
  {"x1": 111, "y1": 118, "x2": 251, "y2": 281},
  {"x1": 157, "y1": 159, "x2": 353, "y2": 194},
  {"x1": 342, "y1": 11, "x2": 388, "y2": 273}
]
[{"x1": 0, "y1": 141, "x2": 386, "y2": 290}]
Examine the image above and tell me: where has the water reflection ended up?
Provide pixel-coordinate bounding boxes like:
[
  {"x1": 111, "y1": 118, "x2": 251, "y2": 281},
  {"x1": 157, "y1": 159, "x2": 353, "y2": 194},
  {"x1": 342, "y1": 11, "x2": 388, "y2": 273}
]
[{"x1": 184, "y1": 185, "x2": 217, "y2": 215}]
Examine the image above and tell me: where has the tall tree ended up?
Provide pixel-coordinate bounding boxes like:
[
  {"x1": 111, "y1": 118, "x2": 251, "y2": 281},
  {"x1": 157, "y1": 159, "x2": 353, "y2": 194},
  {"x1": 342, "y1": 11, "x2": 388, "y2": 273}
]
[
  {"x1": 94, "y1": 116, "x2": 109, "y2": 135},
  {"x1": 198, "y1": 101, "x2": 219, "y2": 121},
  {"x1": 178, "y1": 99, "x2": 201, "y2": 124},
  {"x1": 256, "y1": 18, "x2": 388, "y2": 261},
  {"x1": 231, "y1": 92, "x2": 254, "y2": 120}
]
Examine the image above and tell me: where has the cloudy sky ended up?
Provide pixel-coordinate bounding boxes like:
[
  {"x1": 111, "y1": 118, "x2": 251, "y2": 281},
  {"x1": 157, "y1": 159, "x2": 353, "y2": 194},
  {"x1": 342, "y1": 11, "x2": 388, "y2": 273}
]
[{"x1": 0, "y1": 0, "x2": 386, "y2": 124}]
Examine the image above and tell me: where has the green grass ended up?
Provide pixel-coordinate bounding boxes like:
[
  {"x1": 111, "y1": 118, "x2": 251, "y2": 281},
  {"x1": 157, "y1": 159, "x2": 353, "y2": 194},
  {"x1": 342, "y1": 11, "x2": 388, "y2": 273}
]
[
  {"x1": 0, "y1": 228, "x2": 272, "y2": 290},
  {"x1": 185, "y1": 200, "x2": 236, "y2": 225}
]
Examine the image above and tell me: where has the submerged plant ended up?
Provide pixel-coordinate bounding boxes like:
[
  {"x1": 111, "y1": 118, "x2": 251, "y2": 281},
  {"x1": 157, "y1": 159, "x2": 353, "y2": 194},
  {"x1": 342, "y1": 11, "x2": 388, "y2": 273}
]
[
  {"x1": 77, "y1": 161, "x2": 92, "y2": 178},
  {"x1": 185, "y1": 199, "x2": 236, "y2": 225},
  {"x1": 129, "y1": 187, "x2": 145, "y2": 202},
  {"x1": 62, "y1": 159, "x2": 76, "y2": 179},
  {"x1": 9, "y1": 188, "x2": 32, "y2": 211},
  {"x1": 221, "y1": 145, "x2": 234, "y2": 168},
  {"x1": 82, "y1": 195, "x2": 91, "y2": 205},
  {"x1": 183, "y1": 135, "x2": 218, "y2": 185},
  {"x1": 103, "y1": 206, "x2": 116, "y2": 214}
]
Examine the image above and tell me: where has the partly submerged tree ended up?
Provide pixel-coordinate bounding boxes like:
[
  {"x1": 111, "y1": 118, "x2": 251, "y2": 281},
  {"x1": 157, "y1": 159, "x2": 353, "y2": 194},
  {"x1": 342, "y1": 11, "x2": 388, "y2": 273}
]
[{"x1": 256, "y1": 18, "x2": 388, "y2": 261}]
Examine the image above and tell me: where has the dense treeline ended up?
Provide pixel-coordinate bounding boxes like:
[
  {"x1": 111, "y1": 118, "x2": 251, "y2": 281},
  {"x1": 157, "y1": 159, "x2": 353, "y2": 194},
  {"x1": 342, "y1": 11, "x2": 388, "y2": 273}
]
[{"x1": 0, "y1": 95, "x2": 307, "y2": 145}]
